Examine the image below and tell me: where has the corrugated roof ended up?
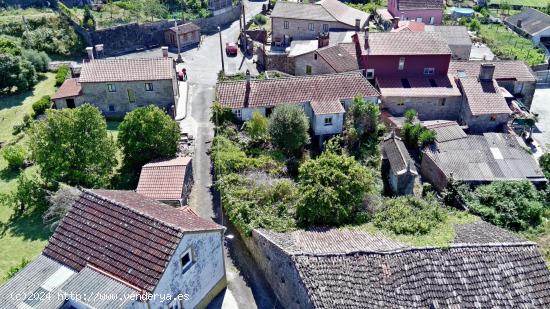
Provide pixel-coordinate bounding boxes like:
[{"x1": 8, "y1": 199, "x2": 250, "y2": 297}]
[
  {"x1": 422, "y1": 120, "x2": 467, "y2": 142},
  {"x1": 136, "y1": 157, "x2": 192, "y2": 201},
  {"x1": 506, "y1": 8, "x2": 550, "y2": 36},
  {"x1": 425, "y1": 25, "x2": 472, "y2": 46},
  {"x1": 216, "y1": 72, "x2": 379, "y2": 113},
  {"x1": 382, "y1": 135, "x2": 417, "y2": 175},
  {"x1": 79, "y1": 58, "x2": 174, "y2": 83}
]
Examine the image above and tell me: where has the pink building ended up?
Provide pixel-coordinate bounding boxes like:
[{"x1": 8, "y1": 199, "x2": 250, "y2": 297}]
[{"x1": 387, "y1": 0, "x2": 444, "y2": 25}]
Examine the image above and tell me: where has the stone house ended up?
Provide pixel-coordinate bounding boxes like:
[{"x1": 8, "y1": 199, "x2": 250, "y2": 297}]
[
  {"x1": 270, "y1": 0, "x2": 369, "y2": 44},
  {"x1": 387, "y1": 0, "x2": 444, "y2": 25},
  {"x1": 291, "y1": 40, "x2": 359, "y2": 76},
  {"x1": 0, "y1": 189, "x2": 226, "y2": 309},
  {"x1": 164, "y1": 22, "x2": 201, "y2": 48},
  {"x1": 449, "y1": 60, "x2": 537, "y2": 111},
  {"x1": 136, "y1": 157, "x2": 193, "y2": 207},
  {"x1": 382, "y1": 133, "x2": 417, "y2": 195},
  {"x1": 52, "y1": 50, "x2": 178, "y2": 118},
  {"x1": 216, "y1": 71, "x2": 380, "y2": 142},
  {"x1": 421, "y1": 128, "x2": 547, "y2": 191},
  {"x1": 244, "y1": 225, "x2": 550, "y2": 308},
  {"x1": 505, "y1": 8, "x2": 550, "y2": 47}
]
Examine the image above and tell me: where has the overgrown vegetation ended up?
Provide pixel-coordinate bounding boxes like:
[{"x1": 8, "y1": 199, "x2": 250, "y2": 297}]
[
  {"x1": 268, "y1": 104, "x2": 310, "y2": 156},
  {"x1": 31, "y1": 95, "x2": 51, "y2": 117},
  {"x1": 1, "y1": 144, "x2": 27, "y2": 170},
  {"x1": 55, "y1": 65, "x2": 70, "y2": 87},
  {"x1": 401, "y1": 109, "x2": 436, "y2": 148}
]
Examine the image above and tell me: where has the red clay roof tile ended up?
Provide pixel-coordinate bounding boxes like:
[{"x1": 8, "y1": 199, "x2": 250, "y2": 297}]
[
  {"x1": 52, "y1": 78, "x2": 81, "y2": 100},
  {"x1": 136, "y1": 157, "x2": 192, "y2": 200}
]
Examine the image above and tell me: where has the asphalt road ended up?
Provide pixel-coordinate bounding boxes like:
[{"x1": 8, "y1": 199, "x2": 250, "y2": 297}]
[{"x1": 532, "y1": 85, "x2": 550, "y2": 150}]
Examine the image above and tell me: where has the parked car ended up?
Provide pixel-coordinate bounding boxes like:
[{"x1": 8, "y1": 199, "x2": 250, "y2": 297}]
[{"x1": 226, "y1": 42, "x2": 238, "y2": 56}]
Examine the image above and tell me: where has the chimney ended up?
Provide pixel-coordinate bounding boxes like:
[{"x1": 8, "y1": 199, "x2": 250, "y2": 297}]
[
  {"x1": 479, "y1": 63, "x2": 495, "y2": 81},
  {"x1": 161, "y1": 46, "x2": 169, "y2": 58},
  {"x1": 355, "y1": 18, "x2": 361, "y2": 31},
  {"x1": 516, "y1": 19, "x2": 522, "y2": 28},
  {"x1": 392, "y1": 17, "x2": 400, "y2": 29},
  {"x1": 244, "y1": 70, "x2": 251, "y2": 108},
  {"x1": 94, "y1": 44, "x2": 104, "y2": 59},
  {"x1": 318, "y1": 32, "x2": 329, "y2": 48},
  {"x1": 86, "y1": 47, "x2": 94, "y2": 60},
  {"x1": 246, "y1": 69, "x2": 251, "y2": 89},
  {"x1": 364, "y1": 28, "x2": 369, "y2": 50}
]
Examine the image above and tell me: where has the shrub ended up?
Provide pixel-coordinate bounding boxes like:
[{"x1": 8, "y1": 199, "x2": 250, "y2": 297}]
[
  {"x1": 12, "y1": 114, "x2": 33, "y2": 135},
  {"x1": 4, "y1": 258, "x2": 30, "y2": 280},
  {"x1": 0, "y1": 37, "x2": 21, "y2": 55},
  {"x1": 296, "y1": 152, "x2": 376, "y2": 226},
  {"x1": 212, "y1": 135, "x2": 281, "y2": 175},
  {"x1": 244, "y1": 111, "x2": 268, "y2": 141},
  {"x1": 0, "y1": 172, "x2": 48, "y2": 215},
  {"x1": 374, "y1": 195, "x2": 447, "y2": 235},
  {"x1": 21, "y1": 49, "x2": 50, "y2": 72},
  {"x1": 118, "y1": 105, "x2": 180, "y2": 169},
  {"x1": 539, "y1": 153, "x2": 550, "y2": 180},
  {"x1": 404, "y1": 109, "x2": 417, "y2": 123},
  {"x1": 469, "y1": 19, "x2": 480, "y2": 32},
  {"x1": 31, "y1": 95, "x2": 51, "y2": 116},
  {"x1": 55, "y1": 65, "x2": 70, "y2": 86},
  {"x1": 82, "y1": 6, "x2": 96, "y2": 29},
  {"x1": 217, "y1": 173, "x2": 298, "y2": 235},
  {"x1": 418, "y1": 129, "x2": 437, "y2": 146},
  {"x1": 467, "y1": 181, "x2": 544, "y2": 231},
  {"x1": 268, "y1": 104, "x2": 310, "y2": 155},
  {"x1": 211, "y1": 101, "x2": 235, "y2": 126},
  {"x1": 2, "y1": 144, "x2": 26, "y2": 170},
  {"x1": 254, "y1": 14, "x2": 267, "y2": 25},
  {"x1": 29, "y1": 104, "x2": 117, "y2": 188}
]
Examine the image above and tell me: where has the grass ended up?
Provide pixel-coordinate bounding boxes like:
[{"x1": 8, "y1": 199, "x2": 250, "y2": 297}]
[
  {"x1": 477, "y1": 23, "x2": 546, "y2": 65},
  {"x1": 0, "y1": 7, "x2": 55, "y2": 21},
  {"x1": 344, "y1": 210, "x2": 480, "y2": 248},
  {"x1": 489, "y1": 0, "x2": 550, "y2": 8},
  {"x1": 247, "y1": 14, "x2": 272, "y2": 31},
  {"x1": 522, "y1": 218, "x2": 550, "y2": 267},
  {"x1": 0, "y1": 73, "x2": 56, "y2": 144}
]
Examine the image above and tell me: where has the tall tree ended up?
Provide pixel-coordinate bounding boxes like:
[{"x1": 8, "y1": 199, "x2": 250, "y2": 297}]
[
  {"x1": 29, "y1": 104, "x2": 117, "y2": 188},
  {"x1": 268, "y1": 104, "x2": 310, "y2": 155}
]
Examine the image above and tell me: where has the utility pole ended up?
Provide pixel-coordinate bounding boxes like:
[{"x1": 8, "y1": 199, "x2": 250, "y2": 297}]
[
  {"x1": 218, "y1": 26, "x2": 225, "y2": 74},
  {"x1": 174, "y1": 20, "x2": 183, "y2": 63}
]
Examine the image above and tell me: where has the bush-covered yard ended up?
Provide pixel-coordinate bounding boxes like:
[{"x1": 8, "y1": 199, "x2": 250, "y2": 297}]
[
  {"x1": 489, "y1": 0, "x2": 550, "y2": 8},
  {"x1": 477, "y1": 23, "x2": 546, "y2": 65}
]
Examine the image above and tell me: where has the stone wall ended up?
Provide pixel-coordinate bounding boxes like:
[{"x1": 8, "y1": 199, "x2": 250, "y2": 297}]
[
  {"x1": 243, "y1": 230, "x2": 313, "y2": 309},
  {"x1": 272, "y1": 17, "x2": 352, "y2": 41},
  {"x1": 381, "y1": 95, "x2": 462, "y2": 120},
  {"x1": 294, "y1": 51, "x2": 336, "y2": 76},
  {"x1": 192, "y1": 3, "x2": 242, "y2": 33},
  {"x1": 420, "y1": 153, "x2": 448, "y2": 191},
  {"x1": 1, "y1": 0, "x2": 51, "y2": 8},
  {"x1": 257, "y1": 48, "x2": 295, "y2": 74}
]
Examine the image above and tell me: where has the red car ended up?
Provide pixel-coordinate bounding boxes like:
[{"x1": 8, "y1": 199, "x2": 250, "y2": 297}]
[{"x1": 225, "y1": 42, "x2": 238, "y2": 56}]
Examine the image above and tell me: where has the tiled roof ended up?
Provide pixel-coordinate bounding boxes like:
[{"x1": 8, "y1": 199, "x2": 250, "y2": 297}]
[
  {"x1": 319, "y1": 0, "x2": 370, "y2": 28},
  {"x1": 382, "y1": 134, "x2": 417, "y2": 175},
  {"x1": 317, "y1": 43, "x2": 359, "y2": 73},
  {"x1": 391, "y1": 20, "x2": 426, "y2": 32},
  {"x1": 425, "y1": 25, "x2": 472, "y2": 46},
  {"x1": 459, "y1": 77, "x2": 512, "y2": 116},
  {"x1": 294, "y1": 244, "x2": 550, "y2": 308},
  {"x1": 506, "y1": 8, "x2": 550, "y2": 35},
  {"x1": 449, "y1": 60, "x2": 536, "y2": 82},
  {"x1": 362, "y1": 31, "x2": 451, "y2": 55},
  {"x1": 377, "y1": 74, "x2": 461, "y2": 97},
  {"x1": 376, "y1": 8, "x2": 394, "y2": 21},
  {"x1": 398, "y1": 0, "x2": 444, "y2": 10},
  {"x1": 136, "y1": 157, "x2": 192, "y2": 201},
  {"x1": 168, "y1": 22, "x2": 201, "y2": 33},
  {"x1": 423, "y1": 133, "x2": 547, "y2": 182},
  {"x1": 271, "y1": 2, "x2": 335, "y2": 22},
  {"x1": 51, "y1": 78, "x2": 81, "y2": 100},
  {"x1": 42, "y1": 189, "x2": 222, "y2": 293},
  {"x1": 216, "y1": 72, "x2": 379, "y2": 113},
  {"x1": 421, "y1": 120, "x2": 467, "y2": 142},
  {"x1": 79, "y1": 58, "x2": 174, "y2": 83}
]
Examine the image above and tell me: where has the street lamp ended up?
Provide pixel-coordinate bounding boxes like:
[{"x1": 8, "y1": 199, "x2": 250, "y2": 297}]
[
  {"x1": 218, "y1": 26, "x2": 225, "y2": 75},
  {"x1": 174, "y1": 20, "x2": 183, "y2": 63}
]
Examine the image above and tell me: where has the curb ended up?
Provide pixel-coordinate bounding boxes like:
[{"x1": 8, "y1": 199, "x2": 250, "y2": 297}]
[{"x1": 175, "y1": 81, "x2": 190, "y2": 121}]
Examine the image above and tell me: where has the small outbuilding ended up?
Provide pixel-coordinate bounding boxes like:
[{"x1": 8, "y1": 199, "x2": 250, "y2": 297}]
[
  {"x1": 164, "y1": 22, "x2": 201, "y2": 49},
  {"x1": 136, "y1": 156, "x2": 193, "y2": 207},
  {"x1": 505, "y1": 8, "x2": 550, "y2": 47},
  {"x1": 382, "y1": 133, "x2": 418, "y2": 195}
]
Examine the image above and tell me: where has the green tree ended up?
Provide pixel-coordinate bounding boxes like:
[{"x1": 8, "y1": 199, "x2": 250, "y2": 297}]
[
  {"x1": 2, "y1": 144, "x2": 26, "y2": 170},
  {"x1": 469, "y1": 19, "x2": 481, "y2": 32},
  {"x1": 268, "y1": 104, "x2": 310, "y2": 155},
  {"x1": 404, "y1": 108, "x2": 417, "y2": 123},
  {"x1": 374, "y1": 194, "x2": 447, "y2": 235},
  {"x1": 0, "y1": 54, "x2": 37, "y2": 93},
  {"x1": 118, "y1": 105, "x2": 180, "y2": 168},
  {"x1": 211, "y1": 101, "x2": 235, "y2": 126},
  {"x1": 244, "y1": 111, "x2": 269, "y2": 141},
  {"x1": 418, "y1": 129, "x2": 437, "y2": 147},
  {"x1": 29, "y1": 104, "x2": 117, "y2": 188},
  {"x1": 539, "y1": 153, "x2": 550, "y2": 180},
  {"x1": 82, "y1": 6, "x2": 96, "y2": 29},
  {"x1": 296, "y1": 152, "x2": 375, "y2": 226},
  {"x1": 467, "y1": 181, "x2": 544, "y2": 231},
  {"x1": 0, "y1": 37, "x2": 22, "y2": 55},
  {"x1": 21, "y1": 49, "x2": 51, "y2": 72},
  {"x1": 141, "y1": 0, "x2": 168, "y2": 21},
  {"x1": 0, "y1": 172, "x2": 48, "y2": 215}
]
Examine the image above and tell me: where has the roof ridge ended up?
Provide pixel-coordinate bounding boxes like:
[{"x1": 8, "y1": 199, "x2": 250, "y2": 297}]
[{"x1": 83, "y1": 189, "x2": 187, "y2": 233}]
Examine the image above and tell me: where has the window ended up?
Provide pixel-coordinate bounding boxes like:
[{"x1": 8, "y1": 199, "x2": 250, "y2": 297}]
[
  {"x1": 145, "y1": 83, "x2": 153, "y2": 91},
  {"x1": 180, "y1": 248, "x2": 194, "y2": 273},
  {"x1": 107, "y1": 84, "x2": 116, "y2": 92},
  {"x1": 398, "y1": 57, "x2": 405, "y2": 70},
  {"x1": 234, "y1": 109, "x2": 242, "y2": 119},
  {"x1": 416, "y1": 17, "x2": 423, "y2": 23},
  {"x1": 127, "y1": 89, "x2": 136, "y2": 103},
  {"x1": 323, "y1": 24, "x2": 329, "y2": 32},
  {"x1": 439, "y1": 98, "x2": 446, "y2": 106},
  {"x1": 284, "y1": 20, "x2": 289, "y2": 29},
  {"x1": 366, "y1": 69, "x2": 375, "y2": 79},
  {"x1": 423, "y1": 68, "x2": 435, "y2": 75},
  {"x1": 108, "y1": 105, "x2": 115, "y2": 112},
  {"x1": 314, "y1": 53, "x2": 318, "y2": 60},
  {"x1": 308, "y1": 23, "x2": 314, "y2": 31},
  {"x1": 397, "y1": 100, "x2": 405, "y2": 106},
  {"x1": 306, "y1": 65, "x2": 312, "y2": 75},
  {"x1": 324, "y1": 117, "x2": 333, "y2": 126},
  {"x1": 490, "y1": 115, "x2": 497, "y2": 121},
  {"x1": 429, "y1": 16, "x2": 435, "y2": 25}
]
